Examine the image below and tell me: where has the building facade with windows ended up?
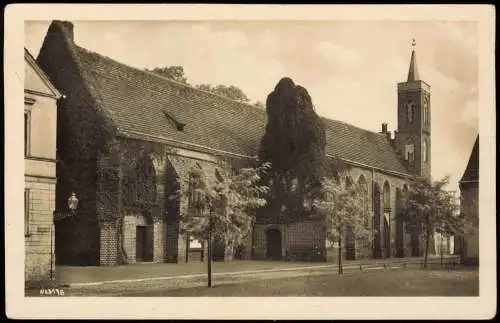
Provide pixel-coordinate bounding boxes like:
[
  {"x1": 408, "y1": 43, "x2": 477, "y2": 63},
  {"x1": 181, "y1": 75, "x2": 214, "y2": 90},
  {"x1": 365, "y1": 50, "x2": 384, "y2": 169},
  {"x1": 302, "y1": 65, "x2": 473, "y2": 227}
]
[
  {"x1": 456, "y1": 135, "x2": 479, "y2": 265},
  {"x1": 36, "y1": 20, "x2": 433, "y2": 267},
  {"x1": 24, "y1": 48, "x2": 62, "y2": 284}
]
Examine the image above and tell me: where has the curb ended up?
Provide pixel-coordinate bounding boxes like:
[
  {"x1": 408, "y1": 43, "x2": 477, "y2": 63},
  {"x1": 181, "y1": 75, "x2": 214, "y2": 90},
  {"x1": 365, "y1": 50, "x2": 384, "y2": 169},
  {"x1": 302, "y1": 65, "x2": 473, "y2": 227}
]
[
  {"x1": 68, "y1": 264, "x2": 333, "y2": 287},
  {"x1": 65, "y1": 258, "x2": 443, "y2": 288}
]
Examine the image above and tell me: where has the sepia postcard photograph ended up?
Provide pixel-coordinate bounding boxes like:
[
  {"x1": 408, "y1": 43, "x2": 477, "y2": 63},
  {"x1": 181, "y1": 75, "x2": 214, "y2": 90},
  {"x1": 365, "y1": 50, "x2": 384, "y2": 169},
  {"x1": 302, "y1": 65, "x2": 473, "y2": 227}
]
[{"x1": 4, "y1": 3, "x2": 496, "y2": 320}]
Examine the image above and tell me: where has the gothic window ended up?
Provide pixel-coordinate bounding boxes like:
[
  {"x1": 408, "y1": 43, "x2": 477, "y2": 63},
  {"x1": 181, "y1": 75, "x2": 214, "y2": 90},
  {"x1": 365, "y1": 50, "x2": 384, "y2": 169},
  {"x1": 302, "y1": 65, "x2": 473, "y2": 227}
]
[
  {"x1": 332, "y1": 170, "x2": 341, "y2": 185},
  {"x1": 215, "y1": 168, "x2": 224, "y2": 182},
  {"x1": 345, "y1": 176, "x2": 354, "y2": 189},
  {"x1": 135, "y1": 157, "x2": 156, "y2": 203},
  {"x1": 423, "y1": 96, "x2": 430, "y2": 126},
  {"x1": 291, "y1": 177, "x2": 298, "y2": 192},
  {"x1": 423, "y1": 140, "x2": 428, "y2": 163},
  {"x1": 357, "y1": 175, "x2": 369, "y2": 228},
  {"x1": 188, "y1": 169, "x2": 204, "y2": 216},
  {"x1": 406, "y1": 101, "x2": 414, "y2": 123},
  {"x1": 383, "y1": 181, "x2": 391, "y2": 211},
  {"x1": 404, "y1": 144, "x2": 415, "y2": 162}
]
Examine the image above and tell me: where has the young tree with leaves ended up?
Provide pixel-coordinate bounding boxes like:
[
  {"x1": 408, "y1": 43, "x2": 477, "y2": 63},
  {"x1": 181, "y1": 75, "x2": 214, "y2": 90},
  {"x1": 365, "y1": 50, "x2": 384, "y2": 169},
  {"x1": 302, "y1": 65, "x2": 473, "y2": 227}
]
[
  {"x1": 400, "y1": 176, "x2": 461, "y2": 268},
  {"x1": 313, "y1": 177, "x2": 372, "y2": 275},
  {"x1": 195, "y1": 84, "x2": 250, "y2": 102},
  {"x1": 146, "y1": 66, "x2": 189, "y2": 84},
  {"x1": 179, "y1": 162, "x2": 270, "y2": 287}
]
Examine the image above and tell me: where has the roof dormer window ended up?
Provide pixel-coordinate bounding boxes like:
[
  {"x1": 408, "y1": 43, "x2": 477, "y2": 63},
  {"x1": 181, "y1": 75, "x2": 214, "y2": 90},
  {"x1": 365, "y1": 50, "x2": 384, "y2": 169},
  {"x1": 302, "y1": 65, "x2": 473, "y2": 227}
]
[{"x1": 162, "y1": 110, "x2": 185, "y2": 131}]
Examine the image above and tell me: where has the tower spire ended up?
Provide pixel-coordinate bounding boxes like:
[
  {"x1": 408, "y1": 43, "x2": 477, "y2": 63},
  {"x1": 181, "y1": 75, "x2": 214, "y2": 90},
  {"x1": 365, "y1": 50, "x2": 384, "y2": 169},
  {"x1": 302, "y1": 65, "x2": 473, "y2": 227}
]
[{"x1": 407, "y1": 38, "x2": 420, "y2": 82}]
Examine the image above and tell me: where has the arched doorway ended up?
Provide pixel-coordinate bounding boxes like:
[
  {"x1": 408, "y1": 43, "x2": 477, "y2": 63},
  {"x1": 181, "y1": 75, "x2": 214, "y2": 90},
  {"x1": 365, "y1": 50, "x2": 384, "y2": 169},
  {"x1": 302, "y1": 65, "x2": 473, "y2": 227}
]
[
  {"x1": 136, "y1": 212, "x2": 154, "y2": 262},
  {"x1": 266, "y1": 228, "x2": 282, "y2": 260},
  {"x1": 132, "y1": 156, "x2": 157, "y2": 263},
  {"x1": 383, "y1": 181, "x2": 391, "y2": 258},
  {"x1": 373, "y1": 184, "x2": 382, "y2": 259}
]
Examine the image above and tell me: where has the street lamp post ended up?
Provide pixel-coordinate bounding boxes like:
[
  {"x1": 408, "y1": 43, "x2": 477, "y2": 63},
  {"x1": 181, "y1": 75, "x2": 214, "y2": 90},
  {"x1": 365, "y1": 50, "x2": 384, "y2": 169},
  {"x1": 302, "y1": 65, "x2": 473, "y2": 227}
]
[{"x1": 50, "y1": 192, "x2": 78, "y2": 280}]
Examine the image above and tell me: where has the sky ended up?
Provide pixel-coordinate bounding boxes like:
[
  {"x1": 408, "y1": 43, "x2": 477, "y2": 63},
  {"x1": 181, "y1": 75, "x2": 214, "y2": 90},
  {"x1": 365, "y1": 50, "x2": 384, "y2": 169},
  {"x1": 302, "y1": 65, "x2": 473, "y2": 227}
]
[{"x1": 25, "y1": 20, "x2": 479, "y2": 195}]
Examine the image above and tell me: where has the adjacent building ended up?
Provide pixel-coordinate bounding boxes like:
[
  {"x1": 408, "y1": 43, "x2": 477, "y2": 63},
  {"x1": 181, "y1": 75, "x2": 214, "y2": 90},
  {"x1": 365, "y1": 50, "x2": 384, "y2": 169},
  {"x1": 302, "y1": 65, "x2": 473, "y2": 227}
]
[
  {"x1": 36, "y1": 20, "x2": 433, "y2": 266},
  {"x1": 24, "y1": 48, "x2": 62, "y2": 284},
  {"x1": 457, "y1": 135, "x2": 479, "y2": 265}
]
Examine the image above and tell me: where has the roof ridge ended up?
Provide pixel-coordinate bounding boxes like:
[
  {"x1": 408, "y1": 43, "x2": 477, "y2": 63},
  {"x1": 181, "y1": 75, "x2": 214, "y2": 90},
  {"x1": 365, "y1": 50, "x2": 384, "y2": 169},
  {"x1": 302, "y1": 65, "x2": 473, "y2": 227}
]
[
  {"x1": 68, "y1": 36, "x2": 409, "y2": 176},
  {"x1": 75, "y1": 45, "x2": 264, "y2": 112},
  {"x1": 47, "y1": 21, "x2": 119, "y2": 135},
  {"x1": 321, "y1": 116, "x2": 389, "y2": 138},
  {"x1": 74, "y1": 44, "x2": 392, "y2": 139}
]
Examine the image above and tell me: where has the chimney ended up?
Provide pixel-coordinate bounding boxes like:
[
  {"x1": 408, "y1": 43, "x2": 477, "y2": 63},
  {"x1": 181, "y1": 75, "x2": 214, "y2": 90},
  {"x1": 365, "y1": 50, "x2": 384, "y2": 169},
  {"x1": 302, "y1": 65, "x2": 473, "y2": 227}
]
[
  {"x1": 380, "y1": 123, "x2": 392, "y2": 142},
  {"x1": 54, "y1": 20, "x2": 74, "y2": 42}
]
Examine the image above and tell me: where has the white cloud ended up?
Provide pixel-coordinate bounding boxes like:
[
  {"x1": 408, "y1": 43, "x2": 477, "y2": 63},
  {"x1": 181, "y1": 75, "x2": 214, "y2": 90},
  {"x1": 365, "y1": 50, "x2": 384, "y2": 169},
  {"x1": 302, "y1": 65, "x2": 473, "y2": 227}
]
[
  {"x1": 25, "y1": 20, "x2": 479, "y2": 197},
  {"x1": 315, "y1": 41, "x2": 364, "y2": 66},
  {"x1": 461, "y1": 100, "x2": 479, "y2": 126}
]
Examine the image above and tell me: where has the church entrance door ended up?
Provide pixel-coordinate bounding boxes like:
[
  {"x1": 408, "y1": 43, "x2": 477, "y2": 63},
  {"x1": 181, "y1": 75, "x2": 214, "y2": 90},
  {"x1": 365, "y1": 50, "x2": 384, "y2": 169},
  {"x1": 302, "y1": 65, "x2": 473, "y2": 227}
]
[
  {"x1": 136, "y1": 226, "x2": 147, "y2": 262},
  {"x1": 266, "y1": 228, "x2": 282, "y2": 260}
]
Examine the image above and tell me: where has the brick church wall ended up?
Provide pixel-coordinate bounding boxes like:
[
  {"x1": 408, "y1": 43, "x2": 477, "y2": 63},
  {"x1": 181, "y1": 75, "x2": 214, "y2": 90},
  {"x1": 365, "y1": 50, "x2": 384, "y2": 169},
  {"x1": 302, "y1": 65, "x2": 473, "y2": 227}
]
[
  {"x1": 37, "y1": 25, "x2": 114, "y2": 266},
  {"x1": 153, "y1": 221, "x2": 166, "y2": 262},
  {"x1": 122, "y1": 215, "x2": 137, "y2": 264},
  {"x1": 99, "y1": 222, "x2": 118, "y2": 266}
]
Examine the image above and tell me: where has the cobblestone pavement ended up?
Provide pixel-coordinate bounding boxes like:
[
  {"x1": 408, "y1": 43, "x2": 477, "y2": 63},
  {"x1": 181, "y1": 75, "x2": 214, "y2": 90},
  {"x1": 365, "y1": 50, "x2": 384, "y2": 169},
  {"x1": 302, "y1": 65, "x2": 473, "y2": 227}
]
[{"x1": 25, "y1": 258, "x2": 463, "y2": 297}]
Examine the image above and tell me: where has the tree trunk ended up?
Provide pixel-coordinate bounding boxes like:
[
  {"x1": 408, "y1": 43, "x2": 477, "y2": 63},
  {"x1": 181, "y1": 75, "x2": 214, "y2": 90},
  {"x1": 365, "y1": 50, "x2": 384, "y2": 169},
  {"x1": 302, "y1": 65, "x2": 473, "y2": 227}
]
[
  {"x1": 207, "y1": 210, "x2": 213, "y2": 288},
  {"x1": 423, "y1": 215, "x2": 430, "y2": 269},
  {"x1": 207, "y1": 231, "x2": 212, "y2": 287},
  {"x1": 338, "y1": 235, "x2": 343, "y2": 275}
]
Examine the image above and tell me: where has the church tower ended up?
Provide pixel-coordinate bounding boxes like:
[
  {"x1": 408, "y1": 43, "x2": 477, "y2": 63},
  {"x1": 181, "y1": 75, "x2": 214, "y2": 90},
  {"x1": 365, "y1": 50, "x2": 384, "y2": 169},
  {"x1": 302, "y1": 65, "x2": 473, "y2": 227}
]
[{"x1": 395, "y1": 40, "x2": 431, "y2": 180}]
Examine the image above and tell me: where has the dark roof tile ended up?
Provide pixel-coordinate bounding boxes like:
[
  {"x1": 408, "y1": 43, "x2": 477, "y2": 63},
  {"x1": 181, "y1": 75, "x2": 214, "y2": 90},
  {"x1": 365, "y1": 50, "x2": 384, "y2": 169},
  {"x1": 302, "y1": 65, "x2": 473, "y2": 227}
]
[
  {"x1": 70, "y1": 39, "x2": 409, "y2": 175},
  {"x1": 460, "y1": 135, "x2": 479, "y2": 183}
]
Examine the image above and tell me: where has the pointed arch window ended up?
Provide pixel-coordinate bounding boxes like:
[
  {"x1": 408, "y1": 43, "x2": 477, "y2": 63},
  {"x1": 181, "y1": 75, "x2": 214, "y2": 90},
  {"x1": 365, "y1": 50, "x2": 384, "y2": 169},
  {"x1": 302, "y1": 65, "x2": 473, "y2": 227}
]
[
  {"x1": 357, "y1": 175, "x2": 369, "y2": 228},
  {"x1": 423, "y1": 96, "x2": 430, "y2": 126},
  {"x1": 135, "y1": 157, "x2": 156, "y2": 203},
  {"x1": 406, "y1": 100, "x2": 415, "y2": 123},
  {"x1": 422, "y1": 139, "x2": 430, "y2": 163},
  {"x1": 188, "y1": 165, "x2": 205, "y2": 216}
]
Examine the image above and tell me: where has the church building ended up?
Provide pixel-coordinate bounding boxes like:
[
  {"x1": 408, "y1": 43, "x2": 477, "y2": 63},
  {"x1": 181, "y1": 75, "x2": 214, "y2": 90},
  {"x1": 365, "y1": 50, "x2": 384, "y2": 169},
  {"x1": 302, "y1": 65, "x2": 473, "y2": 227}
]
[
  {"x1": 456, "y1": 135, "x2": 479, "y2": 265},
  {"x1": 36, "y1": 20, "x2": 432, "y2": 266}
]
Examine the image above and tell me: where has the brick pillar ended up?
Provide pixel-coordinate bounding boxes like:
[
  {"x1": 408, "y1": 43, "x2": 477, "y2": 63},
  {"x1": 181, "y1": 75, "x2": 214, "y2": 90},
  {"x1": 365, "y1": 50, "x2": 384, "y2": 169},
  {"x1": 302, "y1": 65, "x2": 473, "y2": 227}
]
[
  {"x1": 96, "y1": 142, "x2": 122, "y2": 266},
  {"x1": 122, "y1": 215, "x2": 136, "y2": 264},
  {"x1": 99, "y1": 221, "x2": 118, "y2": 266},
  {"x1": 154, "y1": 161, "x2": 167, "y2": 263},
  {"x1": 153, "y1": 220, "x2": 165, "y2": 262},
  {"x1": 177, "y1": 228, "x2": 187, "y2": 263}
]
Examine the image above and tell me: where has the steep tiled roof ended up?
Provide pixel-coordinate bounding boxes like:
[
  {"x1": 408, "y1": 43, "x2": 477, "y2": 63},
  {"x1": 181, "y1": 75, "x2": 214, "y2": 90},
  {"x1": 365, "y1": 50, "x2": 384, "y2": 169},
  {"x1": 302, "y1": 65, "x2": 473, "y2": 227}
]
[
  {"x1": 460, "y1": 135, "x2": 479, "y2": 183},
  {"x1": 322, "y1": 118, "x2": 408, "y2": 174},
  {"x1": 74, "y1": 45, "x2": 266, "y2": 158},
  {"x1": 48, "y1": 21, "x2": 410, "y2": 176}
]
